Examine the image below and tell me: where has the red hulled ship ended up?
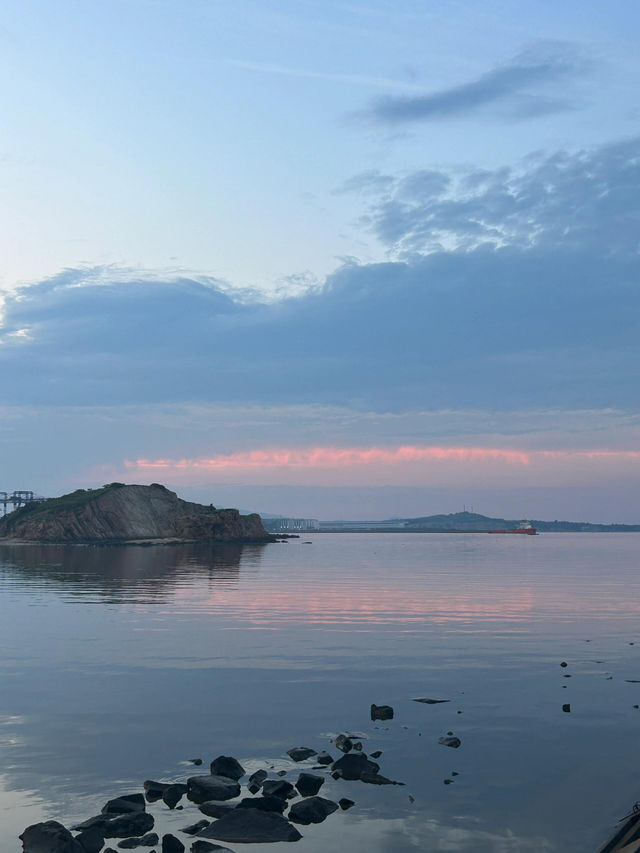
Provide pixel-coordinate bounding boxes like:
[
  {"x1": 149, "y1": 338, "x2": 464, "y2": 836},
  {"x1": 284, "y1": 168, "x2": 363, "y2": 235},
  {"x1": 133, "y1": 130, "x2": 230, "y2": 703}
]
[{"x1": 488, "y1": 520, "x2": 537, "y2": 535}]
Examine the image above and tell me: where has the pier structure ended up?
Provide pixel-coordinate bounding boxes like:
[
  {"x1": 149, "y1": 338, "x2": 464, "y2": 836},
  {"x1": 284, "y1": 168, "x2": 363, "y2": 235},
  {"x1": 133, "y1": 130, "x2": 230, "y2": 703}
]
[{"x1": 0, "y1": 491, "x2": 46, "y2": 515}]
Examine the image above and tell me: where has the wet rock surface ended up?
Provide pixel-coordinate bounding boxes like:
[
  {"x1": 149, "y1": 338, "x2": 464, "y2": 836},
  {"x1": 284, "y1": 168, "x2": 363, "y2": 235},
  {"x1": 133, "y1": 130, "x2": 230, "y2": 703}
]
[
  {"x1": 104, "y1": 813, "x2": 155, "y2": 839},
  {"x1": 187, "y1": 776, "x2": 240, "y2": 804},
  {"x1": 438, "y1": 736, "x2": 461, "y2": 748},
  {"x1": 370, "y1": 704, "x2": 394, "y2": 721},
  {"x1": 210, "y1": 756, "x2": 245, "y2": 781},
  {"x1": 197, "y1": 809, "x2": 302, "y2": 843},
  {"x1": 76, "y1": 827, "x2": 105, "y2": 853},
  {"x1": 289, "y1": 796, "x2": 339, "y2": 825},
  {"x1": 20, "y1": 820, "x2": 85, "y2": 853},
  {"x1": 235, "y1": 795, "x2": 286, "y2": 813},
  {"x1": 162, "y1": 834, "x2": 185, "y2": 852},
  {"x1": 117, "y1": 832, "x2": 159, "y2": 848},
  {"x1": 286, "y1": 747, "x2": 317, "y2": 762},
  {"x1": 295, "y1": 772, "x2": 324, "y2": 797},
  {"x1": 103, "y1": 795, "x2": 146, "y2": 815},
  {"x1": 332, "y1": 753, "x2": 380, "y2": 780}
]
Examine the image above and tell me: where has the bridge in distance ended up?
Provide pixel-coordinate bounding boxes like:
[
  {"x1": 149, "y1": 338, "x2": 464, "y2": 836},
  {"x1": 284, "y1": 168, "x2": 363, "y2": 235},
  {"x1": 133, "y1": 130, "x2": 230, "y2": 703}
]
[{"x1": 0, "y1": 491, "x2": 46, "y2": 515}]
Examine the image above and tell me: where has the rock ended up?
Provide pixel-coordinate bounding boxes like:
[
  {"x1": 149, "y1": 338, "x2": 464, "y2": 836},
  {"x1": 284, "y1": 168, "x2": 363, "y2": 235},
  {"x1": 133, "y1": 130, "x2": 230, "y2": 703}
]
[
  {"x1": 76, "y1": 827, "x2": 105, "y2": 853},
  {"x1": 248, "y1": 769, "x2": 268, "y2": 787},
  {"x1": 198, "y1": 802, "x2": 236, "y2": 819},
  {"x1": 19, "y1": 821, "x2": 85, "y2": 852},
  {"x1": 289, "y1": 796, "x2": 339, "y2": 825},
  {"x1": 143, "y1": 781, "x2": 171, "y2": 801},
  {"x1": 562, "y1": 703, "x2": 571, "y2": 713},
  {"x1": 162, "y1": 835, "x2": 185, "y2": 853},
  {"x1": 102, "y1": 795, "x2": 146, "y2": 815},
  {"x1": 370, "y1": 704, "x2": 394, "y2": 721},
  {"x1": 286, "y1": 747, "x2": 317, "y2": 762},
  {"x1": 370, "y1": 750, "x2": 382, "y2": 759},
  {"x1": 261, "y1": 779, "x2": 295, "y2": 799},
  {"x1": 190, "y1": 843, "x2": 234, "y2": 853},
  {"x1": 118, "y1": 834, "x2": 159, "y2": 848},
  {"x1": 334, "y1": 734, "x2": 353, "y2": 753},
  {"x1": 236, "y1": 795, "x2": 286, "y2": 813},
  {"x1": 438, "y1": 736, "x2": 461, "y2": 749},
  {"x1": 361, "y1": 772, "x2": 399, "y2": 785},
  {"x1": 315, "y1": 751, "x2": 333, "y2": 766},
  {"x1": 210, "y1": 756, "x2": 245, "y2": 781},
  {"x1": 560, "y1": 661, "x2": 568, "y2": 668},
  {"x1": 181, "y1": 820, "x2": 210, "y2": 835},
  {"x1": 71, "y1": 816, "x2": 113, "y2": 834},
  {"x1": 332, "y1": 754, "x2": 380, "y2": 781},
  {"x1": 187, "y1": 775, "x2": 241, "y2": 804},
  {"x1": 444, "y1": 779, "x2": 453, "y2": 785},
  {"x1": 353, "y1": 742, "x2": 363, "y2": 751},
  {"x1": 162, "y1": 784, "x2": 187, "y2": 809},
  {"x1": 295, "y1": 773, "x2": 324, "y2": 797},
  {"x1": 412, "y1": 698, "x2": 450, "y2": 704},
  {"x1": 247, "y1": 783, "x2": 261, "y2": 794},
  {"x1": 104, "y1": 813, "x2": 155, "y2": 839},
  {"x1": 189, "y1": 759, "x2": 203, "y2": 766},
  {"x1": 276, "y1": 770, "x2": 287, "y2": 777},
  {"x1": 339, "y1": 798, "x2": 355, "y2": 810},
  {"x1": 197, "y1": 810, "x2": 302, "y2": 843}
]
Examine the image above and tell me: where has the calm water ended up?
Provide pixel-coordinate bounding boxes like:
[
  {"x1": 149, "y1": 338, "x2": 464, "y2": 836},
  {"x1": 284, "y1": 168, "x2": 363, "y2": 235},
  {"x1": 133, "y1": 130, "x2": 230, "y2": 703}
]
[{"x1": 1, "y1": 533, "x2": 640, "y2": 852}]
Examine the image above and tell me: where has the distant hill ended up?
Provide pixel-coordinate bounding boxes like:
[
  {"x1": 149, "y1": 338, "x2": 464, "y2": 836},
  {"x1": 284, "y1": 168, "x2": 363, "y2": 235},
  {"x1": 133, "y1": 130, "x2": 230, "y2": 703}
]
[
  {"x1": 0, "y1": 483, "x2": 275, "y2": 543},
  {"x1": 320, "y1": 511, "x2": 640, "y2": 532}
]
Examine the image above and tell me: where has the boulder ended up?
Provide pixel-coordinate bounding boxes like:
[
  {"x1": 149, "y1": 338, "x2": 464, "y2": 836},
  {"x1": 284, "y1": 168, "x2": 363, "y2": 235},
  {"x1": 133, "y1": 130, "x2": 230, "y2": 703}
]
[
  {"x1": 288, "y1": 796, "x2": 339, "y2": 825},
  {"x1": 197, "y1": 809, "x2": 302, "y2": 843},
  {"x1": 210, "y1": 756, "x2": 245, "y2": 781},
  {"x1": 331, "y1": 754, "x2": 379, "y2": 781},
  {"x1": 162, "y1": 835, "x2": 185, "y2": 853},
  {"x1": 71, "y1": 816, "x2": 113, "y2": 834},
  {"x1": 334, "y1": 734, "x2": 352, "y2": 753},
  {"x1": 261, "y1": 779, "x2": 295, "y2": 799},
  {"x1": 189, "y1": 759, "x2": 203, "y2": 766},
  {"x1": 190, "y1": 842, "x2": 234, "y2": 853},
  {"x1": 102, "y1": 795, "x2": 146, "y2": 815},
  {"x1": 235, "y1": 796, "x2": 286, "y2": 813},
  {"x1": 181, "y1": 820, "x2": 210, "y2": 836},
  {"x1": 370, "y1": 704, "x2": 394, "y2": 721},
  {"x1": 198, "y1": 802, "x2": 236, "y2": 819},
  {"x1": 438, "y1": 736, "x2": 461, "y2": 749},
  {"x1": 286, "y1": 747, "x2": 317, "y2": 762},
  {"x1": 76, "y1": 828, "x2": 105, "y2": 853},
  {"x1": 103, "y1": 813, "x2": 155, "y2": 839},
  {"x1": 143, "y1": 781, "x2": 171, "y2": 802},
  {"x1": 339, "y1": 798, "x2": 355, "y2": 810},
  {"x1": 19, "y1": 821, "x2": 85, "y2": 853},
  {"x1": 361, "y1": 772, "x2": 400, "y2": 785},
  {"x1": 295, "y1": 773, "x2": 324, "y2": 797},
  {"x1": 315, "y1": 751, "x2": 333, "y2": 766},
  {"x1": 187, "y1": 775, "x2": 240, "y2": 804},
  {"x1": 248, "y1": 769, "x2": 268, "y2": 787},
  {"x1": 162, "y1": 785, "x2": 187, "y2": 809},
  {"x1": 117, "y1": 833, "x2": 159, "y2": 848}
]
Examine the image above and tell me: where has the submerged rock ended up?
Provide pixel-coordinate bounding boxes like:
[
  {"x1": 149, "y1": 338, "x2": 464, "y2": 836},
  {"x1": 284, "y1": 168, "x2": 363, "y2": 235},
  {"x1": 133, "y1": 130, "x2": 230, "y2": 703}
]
[
  {"x1": 20, "y1": 822, "x2": 85, "y2": 853},
  {"x1": 370, "y1": 704, "x2": 394, "y2": 721},
  {"x1": 289, "y1": 796, "x2": 339, "y2": 825},
  {"x1": 210, "y1": 756, "x2": 245, "y2": 781},
  {"x1": 197, "y1": 810, "x2": 302, "y2": 843},
  {"x1": 295, "y1": 773, "x2": 324, "y2": 797},
  {"x1": 286, "y1": 747, "x2": 317, "y2": 762},
  {"x1": 187, "y1": 775, "x2": 240, "y2": 804},
  {"x1": 198, "y1": 802, "x2": 236, "y2": 819},
  {"x1": 181, "y1": 820, "x2": 210, "y2": 836}
]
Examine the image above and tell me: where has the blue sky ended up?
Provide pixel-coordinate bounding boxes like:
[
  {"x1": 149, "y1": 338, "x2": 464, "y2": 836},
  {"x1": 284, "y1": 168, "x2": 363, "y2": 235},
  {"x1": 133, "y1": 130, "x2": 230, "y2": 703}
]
[{"x1": 1, "y1": 1, "x2": 640, "y2": 520}]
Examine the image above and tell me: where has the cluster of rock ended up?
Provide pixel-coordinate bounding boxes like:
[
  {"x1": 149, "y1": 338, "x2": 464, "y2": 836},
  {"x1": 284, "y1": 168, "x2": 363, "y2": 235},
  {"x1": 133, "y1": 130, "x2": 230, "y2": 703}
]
[
  {"x1": 0, "y1": 484, "x2": 274, "y2": 544},
  {"x1": 20, "y1": 728, "x2": 406, "y2": 852}
]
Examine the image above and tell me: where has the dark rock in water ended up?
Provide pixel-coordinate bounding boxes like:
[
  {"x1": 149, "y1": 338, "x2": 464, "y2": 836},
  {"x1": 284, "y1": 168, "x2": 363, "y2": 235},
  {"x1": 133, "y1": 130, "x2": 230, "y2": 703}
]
[
  {"x1": 187, "y1": 775, "x2": 240, "y2": 804},
  {"x1": 117, "y1": 833, "x2": 159, "y2": 848},
  {"x1": 370, "y1": 704, "x2": 394, "y2": 721},
  {"x1": 76, "y1": 827, "x2": 105, "y2": 853},
  {"x1": 181, "y1": 820, "x2": 210, "y2": 836},
  {"x1": 197, "y1": 809, "x2": 302, "y2": 843},
  {"x1": 19, "y1": 820, "x2": 89, "y2": 852},
  {"x1": 162, "y1": 784, "x2": 187, "y2": 809},
  {"x1": 334, "y1": 734, "x2": 353, "y2": 753},
  {"x1": 189, "y1": 759, "x2": 203, "y2": 766},
  {"x1": 261, "y1": 779, "x2": 295, "y2": 799},
  {"x1": 332, "y1": 754, "x2": 380, "y2": 781},
  {"x1": 143, "y1": 781, "x2": 171, "y2": 802},
  {"x1": 190, "y1": 843, "x2": 234, "y2": 853},
  {"x1": 210, "y1": 755, "x2": 245, "y2": 781},
  {"x1": 443, "y1": 779, "x2": 453, "y2": 785},
  {"x1": 625, "y1": 680, "x2": 640, "y2": 683},
  {"x1": 451, "y1": 771, "x2": 459, "y2": 776},
  {"x1": 295, "y1": 773, "x2": 324, "y2": 797},
  {"x1": 353, "y1": 742, "x2": 363, "y2": 751},
  {"x1": 247, "y1": 783, "x2": 261, "y2": 794},
  {"x1": 339, "y1": 798, "x2": 355, "y2": 810},
  {"x1": 438, "y1": 736, "x2": 461, "y2": 749},
  {"x1": 361, "y1": 772, "x2": 400, "y2": 786},
  {"x1": 289, "y1": 796, "x2": 339, "y2": 825},
  {"x1": 315, "y1": 751, "x2": 333, "y2": 766},
  {"x1": 370, "y1": 750, "x2": 382, "y2": 759},
  {"x1": 560, "y1": 661, "x2": 568, "y2": 668},
  {"x1": 162, "y1": 834, "x2": 185, "y2": 853},
  {"x1": 198, "y1": 802, "x2": 236, "y2": 819},
  {"x1": 103, "y1": 795, "x2": 146, "y2": 815},
  {"x1": 413, "y1": 698, "x2": 450, "y2": 704},
  {"x1": 104, "y1": 813, "x2": 155, "y2": 839},
  {"x1": 277, "y1": 770, "x2": 287, "y2": 777},
  {"x1": 236, "y1": 796, "x2": 286, "y2": 814},
  {"x1": 287, "y1": 747, "x2": 317, "y2": 762},
  {"x1": 72, "y1": 815, "x2": 113, "y2": 834},
  {"x1": 248, "y1": 769, "x2": 268, "y2": 787},
  {"x1": 562, "y1": 703, "x2": 571, "y2": 713}
]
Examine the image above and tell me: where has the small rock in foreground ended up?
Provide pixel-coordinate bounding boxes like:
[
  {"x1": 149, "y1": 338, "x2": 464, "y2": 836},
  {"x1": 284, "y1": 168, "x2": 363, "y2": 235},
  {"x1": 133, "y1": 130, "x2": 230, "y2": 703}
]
[
  {"x1": 20, "y1": 821, "x2": 85, "y2": 853},
  {"x1": 289, "y1": 796, "x2": 339, "y2": 825},
  {"x1": 438, "y1": 736, "x2": 461, "y2": 749},
  {"x1": 295, "y1": 773, "x2": 324, "y2": 797},
  {"x1": 287, "y1": 747, "x2": 317, "y2": 762},
  {"x1": 198, "y1": 809, "x2": 302, "y2": 843},
  {"x1": 162, "y1": 834, "x2": 185, "y2": 853},
  {"x1": 370, "y1": 704, "x2": 394, "y2": 721}
]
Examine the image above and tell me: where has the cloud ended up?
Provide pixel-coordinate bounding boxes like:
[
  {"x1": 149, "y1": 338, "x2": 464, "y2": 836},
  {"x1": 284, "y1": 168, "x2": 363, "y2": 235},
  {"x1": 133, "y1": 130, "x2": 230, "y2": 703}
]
[{"x1": 368, "y1": 42, "x2": 590, "y2": 124}]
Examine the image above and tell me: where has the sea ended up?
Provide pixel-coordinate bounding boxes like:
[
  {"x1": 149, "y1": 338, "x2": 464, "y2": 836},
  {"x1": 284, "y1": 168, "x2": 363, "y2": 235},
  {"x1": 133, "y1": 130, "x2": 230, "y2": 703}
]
[{"x1": 1, "y1": 532, "x2": 639, "y2": 852}]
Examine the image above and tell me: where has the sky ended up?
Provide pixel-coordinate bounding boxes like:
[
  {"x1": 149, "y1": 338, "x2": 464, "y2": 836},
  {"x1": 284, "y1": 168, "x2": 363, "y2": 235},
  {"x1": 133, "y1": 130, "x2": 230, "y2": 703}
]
[{"x1": 1, "y1": 0, "x2": 640, "y2": 521}]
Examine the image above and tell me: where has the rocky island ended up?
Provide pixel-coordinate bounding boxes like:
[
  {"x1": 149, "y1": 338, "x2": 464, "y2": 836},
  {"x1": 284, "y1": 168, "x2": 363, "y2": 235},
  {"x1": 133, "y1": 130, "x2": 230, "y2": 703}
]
[{"x1": 0, "y1": 483, "x2": 275, "y2": 544}]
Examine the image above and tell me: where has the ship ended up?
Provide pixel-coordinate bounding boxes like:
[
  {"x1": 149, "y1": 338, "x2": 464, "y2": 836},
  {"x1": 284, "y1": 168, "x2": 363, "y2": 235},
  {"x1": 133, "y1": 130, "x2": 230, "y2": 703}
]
[{"x1": 488, "y1": 520, "x2": 537, "y2": 535}]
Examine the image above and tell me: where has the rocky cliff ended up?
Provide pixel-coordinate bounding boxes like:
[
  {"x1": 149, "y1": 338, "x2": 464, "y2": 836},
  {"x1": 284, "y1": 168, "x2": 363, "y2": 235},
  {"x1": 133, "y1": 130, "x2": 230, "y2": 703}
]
[{"x1": 0, "y1": 483, "x2": 275, "y2": 544}]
